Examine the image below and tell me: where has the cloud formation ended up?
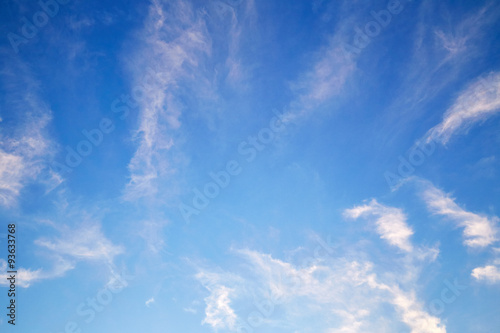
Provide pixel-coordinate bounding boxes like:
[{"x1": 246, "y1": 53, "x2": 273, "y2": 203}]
[
  {"x1": 421, "y1": 183, "x2": 498, "y2": 248},
  {"x1": 0, "y1": 257, "x2": 74, "y2": 288},
  {"x1": 471, "y1": 264, "x2": 500, "y2": 284},
  {"x1": 196, "y1": 269, "x2": 239, "y2": 331},
  {"x1": 0, "y1": 59, "x2": 61, "y2": 206},
  {"x1": 195, "y1": 248, "x2": 446, "y2": 332},
  {"x1": 423, "y1": 71, "x2": 500, "y2": 144},
  {"x1": 344, "y1": 199, "x2": 414, "y2": 252},
  {"x1": 0, "y1": 222, "x2": 124, "y2": 288},
  {"x1": 122, "y1": 0, "x2": 213, "y2": 200},
  {"x1": 202, "y1": 285, "x2": 237, "y2": 330},
  {"x1": 35, "y1": 224, "x2": 124, "y2": 262},
  {"x1": 283, "y1": 37, "x2": 355, "y2": 124}
]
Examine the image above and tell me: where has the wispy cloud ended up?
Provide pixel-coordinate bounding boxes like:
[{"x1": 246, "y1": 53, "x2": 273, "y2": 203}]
[
  {"x1": 122, "y1": 0, "x2": 256, "y2": 201},
  {"x1": 202, "y1": 285, "x2": 237, "y2": 330},
  {"x1": 380, "y1": 2, "x2": 500, "y2": 141},
  {"x1": 138, "y1": 219, "x2": 168, "y2": 254},
  {"x1": 35, "y1": 223, "x2": 124, "y2": 262},
  {"x1": 282, "y1": 37, "x2": 355, "y2": 124},
  {"x1": 122, "y1": 0, "x2": 212, "y2": 200},
  {"x1": 0, "y1": 57, "x2": 62, "y2": 206},
  {"x1": 0, "y1": 256, "x2": 74, "y2": 288},
  {"x1": 391, "y1": 287, "x2": 446, "y2": 333},
  {"x1": 423, "y1": 71, "x2": 500, "y2": 144},
  {"x1": 344, "y1": 199, "x2": 414, "y2": 252},
  {"x1": 145, "y1": 297, "x2": 155, "y2": 307},
  {"x1": 421, "y1": 183, "x2": 498, "y2": 248},
  {"x1": 195, "y1": 248, "x2": 446, "y2": 332},
  {"x1": 196, "y1": 270, "x2": 239, "y2": 331},
  {"x1": 209, "y1": 0, "x2": 256, "y2": 86},
  {"x1": 1, "y1": 220, "x2": 124, "y2": 289},
  {"x1": 432, "y1": 3, "x2": 499, "y2": 62}
]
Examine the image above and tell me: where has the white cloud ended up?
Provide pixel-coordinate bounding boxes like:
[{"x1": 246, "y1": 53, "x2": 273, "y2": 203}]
[
  {"x1": 0, "y1": 55, "x2": 65, "y2": 207},
  {"x1": 183, "y1": 307, "x2": 197, "y2": 314},
  {"x1": 35, "y1": 224, "x2": 124, "y2": 262},
  {"x1": 421, "y1": 184, "x2": 498, "y2": 248},
  {"x1": 434, "y1": 30, "x2": 467, "y2": 58},
  {"x1": 139, "y1": 219, "x2": 168, "y2": 254},
  {"x1": 423, "y1": 71, "x2": 500, "y2": 144},
  {"x1": 122, "y1": 0, "x2": 255, "y2": 201},
  {"x1": 245, "y1": 250, "x2": 446, "y2": 333},
  {"x1": 0, "y1": 261, "x2": 43, "y2": 288},
  {"x1": 327, "y1": 309, "x2": 368, "y2": 333},
  {"x1": 282, "y1": 38, "x2": 355, "y2": 124},
  {"x1": 0, "y1": 151, "x2": 24, "y2": 206},
  {"x1": 202, "y1": 285, "x2": 237, "y2": 330},
  {"x1": 146, "y1": 297, "x2": 155, "y2": 307},
  {"x1": 432, "y1": 3, "x2": 498, "y2": 61},
  {"x1": 379, "y1": 3, "x2": 500, "y2": 140},
  {"x1": 391, "y1": 287, "x2": 446, "y2": 333},
  {"x1": 195, "y1": 248, "x2": 446, "y2": 332},
  {"x1": 209, "y1": 0, "x2": 256, "y2": 86},
  {"x1": 0, "y1": 257, "x2": 74, "y2": 288},
  {"x1": 344, "y1": 199, "x2": 414, "y2": 252},
  {"x1": 2, "y1": 222, "x2": 124, "y2": 289},
  {"x1": 195, "y1": 269, "x2": 243, "y2": 331},
  {"x1": 122, "y1": 0, "x2": 212, "y2": 200},
  {"x1": 0, "y1": 64, "x2": 60, "y2": 206},
  {"x1": 471, "y1": 265, "x2": 500, "y2": 284}
]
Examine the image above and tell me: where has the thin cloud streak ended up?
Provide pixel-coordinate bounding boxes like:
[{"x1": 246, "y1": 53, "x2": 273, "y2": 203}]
[
  {"x1": 282, "y1": 37, "x2": 355, "y2": 124},
  {"x1": 195, "y1": 248, "x2": 446, "y2": 332},
  {"x1": 380, "y1": 2, "x2": 500, "y2": 142},
  {"x1": 421, "y1": 183, "x2": 498, "y2": 248},
  {"x1": 344, "y1": 199, "x2": 414, "y2": 252},
  {"x1": 35, "y1": 224, "x2": 124, "y2": 262},
  {"x1": 0, "y1": 221, "x2": 127, "y2": 288},
  {"x1": 0, "y1": 58, "x2": 62, "y2": 206},
  {"x1": 123, "y1": 0, "x2": 212, "y2": 200},
  {"x1": 0, "y1": 257, "x2": 74, "y2": 288},
  {"x1": 423, "y1": 71, "x2": 500, "y2": 145}
]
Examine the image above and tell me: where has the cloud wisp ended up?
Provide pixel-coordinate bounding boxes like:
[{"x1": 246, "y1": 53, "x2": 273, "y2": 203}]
[
  {"x1": 0, "y1": 58, "x2": 62, "y2": 207},
  {"x1": 0, "y1": 221, "x2": 123, "y2": 288},
  {"x1": 122, "y1": 0, "x2": 213, "y2": 200},
  {"x1": 421, "y1": 183, "x2": 498, "y2": 248},
  {"x1": 35, "y1": 223, "x2": 124, "y2": 262},
  {"x1": 0, "y1": 256, "x2": 74, "y2": 288},
  {"x1": 344, "y1": 199, "x2": 415, "y2": 252},
  {"x1": 423, "y1": 71, "x2": 500, "y2": 145},
  {"x1": 282, "y1": 34, "x2": 356, "y2": 124},
  {"x1": 195, "y1": 248, "x2": 446, "y2": 333}
]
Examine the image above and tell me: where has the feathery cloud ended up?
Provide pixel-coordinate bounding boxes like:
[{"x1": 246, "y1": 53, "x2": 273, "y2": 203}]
[
  {"x1": 196, "y1": 269, "x2": 240, "y2": 331},
  {"x1": 195, "y1": 248, "x2": 446, "y2": 332},
  {"x1": 0, "y1": 59, "x2": 61, "y2": 206},
  {"x1": 123, "y1": 0, "x2": 212, "y2": 200},
  {"x1": 35, "y1": 224, "x2": 124, "y2": 262},
  {"x1": 0, "y1": 257, "x2": 74, "y2": 288},
  {"x1": 202, "y1": 285, "x2": 237, "y2": 330},
  {"x1": 1, "y1": 221, "x2": 124, "y2": 289},
  {"x1": 421, "y1": 183, "x2": 498, "y2": 248},
  {"x1": 344, "y1": 199, "x2": 414, "y2": 252},
  {"x1": 282, "y1": 38, "x2": 355, "y2": 124},
  {"x1": 423, "y1": 72, "x2": 500, "y2": 145}
]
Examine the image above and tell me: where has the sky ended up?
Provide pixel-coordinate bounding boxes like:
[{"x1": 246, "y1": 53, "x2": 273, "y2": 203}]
[{"x1": 0, "y1": 0, "x2": 500, "y2": 332}]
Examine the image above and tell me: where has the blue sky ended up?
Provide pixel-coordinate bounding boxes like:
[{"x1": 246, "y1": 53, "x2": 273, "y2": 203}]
[{"x1": 1, "y1": 0, "x2": 500, "y2": 332}]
